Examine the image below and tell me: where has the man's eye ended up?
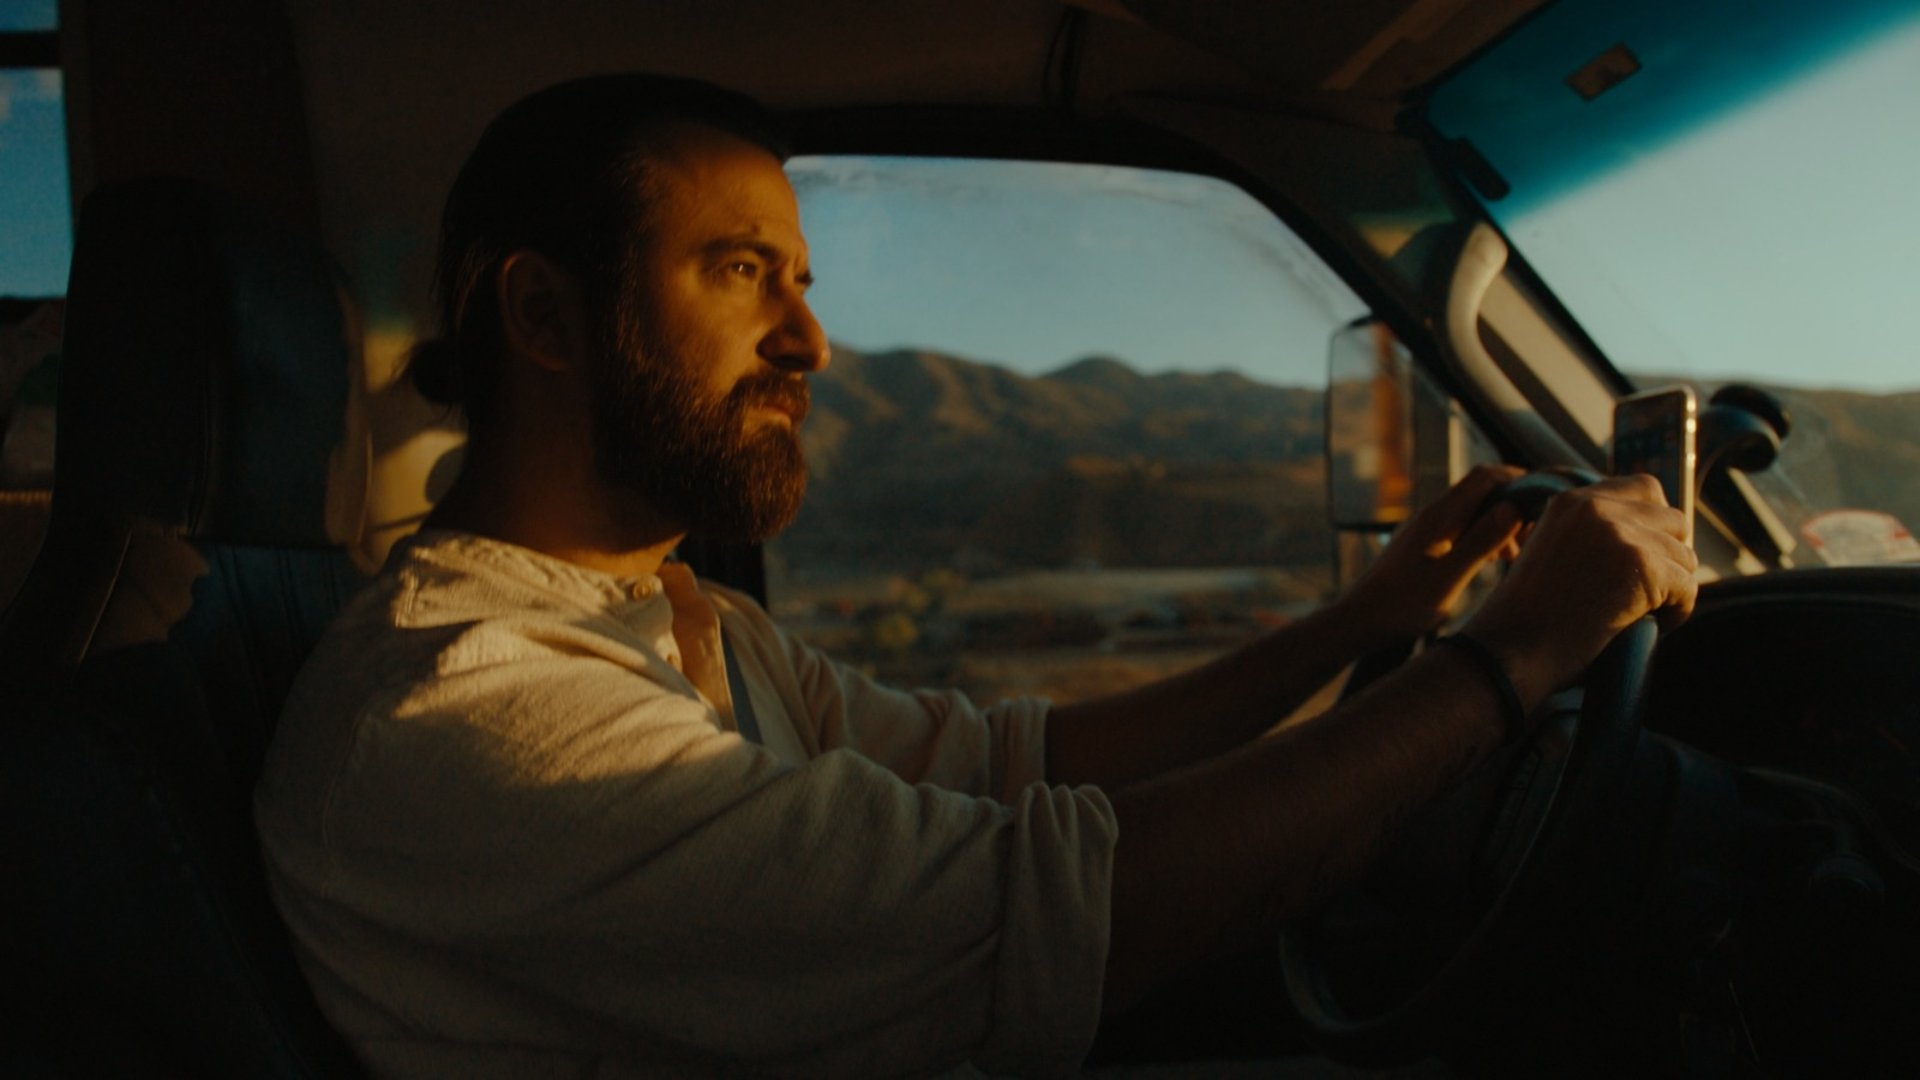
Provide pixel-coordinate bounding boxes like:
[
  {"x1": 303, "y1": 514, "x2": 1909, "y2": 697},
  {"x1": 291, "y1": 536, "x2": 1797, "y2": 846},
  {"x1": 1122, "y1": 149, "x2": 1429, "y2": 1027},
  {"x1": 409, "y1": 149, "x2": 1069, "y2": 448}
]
[{"x1": 726, "y1": 260, "x2": 762, "y2": 280}]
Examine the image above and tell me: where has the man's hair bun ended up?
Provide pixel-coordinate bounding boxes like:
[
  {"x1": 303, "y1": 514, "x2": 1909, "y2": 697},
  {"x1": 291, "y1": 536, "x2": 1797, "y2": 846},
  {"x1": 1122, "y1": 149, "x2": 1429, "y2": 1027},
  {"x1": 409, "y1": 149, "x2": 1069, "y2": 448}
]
[{"x1": 408, "y1": 337, "x2": 467, "y2": 405}]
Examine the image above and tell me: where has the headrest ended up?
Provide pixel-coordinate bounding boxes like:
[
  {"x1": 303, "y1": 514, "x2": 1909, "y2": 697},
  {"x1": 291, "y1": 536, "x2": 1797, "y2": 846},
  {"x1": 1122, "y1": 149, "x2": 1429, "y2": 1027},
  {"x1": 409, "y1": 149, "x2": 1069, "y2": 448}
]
[{"x1": 54, "y1": 179, "x2": 357, "y2": 547}]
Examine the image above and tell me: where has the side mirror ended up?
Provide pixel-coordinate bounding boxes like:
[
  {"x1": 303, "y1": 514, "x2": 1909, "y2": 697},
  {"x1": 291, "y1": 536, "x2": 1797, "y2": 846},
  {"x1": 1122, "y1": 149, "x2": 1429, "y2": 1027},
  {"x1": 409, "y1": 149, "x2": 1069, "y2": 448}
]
[
  {"x1": 1328, "y1": 315, "x2": 1481, "y2": 504},
  {"x1": 1326, "y1": 318, "x2": 1491, "y2": 587},
  {"x1": 1326, "y1": 318, "x2": 1415, "y2": 531}
]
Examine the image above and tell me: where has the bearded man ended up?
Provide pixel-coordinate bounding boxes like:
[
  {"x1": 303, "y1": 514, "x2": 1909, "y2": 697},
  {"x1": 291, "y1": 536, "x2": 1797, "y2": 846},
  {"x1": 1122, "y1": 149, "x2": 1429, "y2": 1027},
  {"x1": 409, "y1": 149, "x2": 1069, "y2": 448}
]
[{"x1": 257, "y1": 75, "x2": 1697, "y2": 1079}]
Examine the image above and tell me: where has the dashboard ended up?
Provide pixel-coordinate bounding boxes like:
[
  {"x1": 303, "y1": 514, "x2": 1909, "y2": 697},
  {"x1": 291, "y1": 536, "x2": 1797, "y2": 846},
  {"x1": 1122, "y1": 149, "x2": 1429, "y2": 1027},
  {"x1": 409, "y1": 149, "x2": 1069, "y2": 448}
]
[{"x1": 1648, "y1": 568, "x2": 1920, "y2": 853}]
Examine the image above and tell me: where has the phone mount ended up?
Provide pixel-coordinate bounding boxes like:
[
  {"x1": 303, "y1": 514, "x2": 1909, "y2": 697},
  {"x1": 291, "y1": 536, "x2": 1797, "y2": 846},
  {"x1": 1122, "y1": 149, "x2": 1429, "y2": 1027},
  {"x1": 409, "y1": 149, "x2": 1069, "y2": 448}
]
[{"x1": 1697, "y1": 383, "x2": 1791, "y2": 487}]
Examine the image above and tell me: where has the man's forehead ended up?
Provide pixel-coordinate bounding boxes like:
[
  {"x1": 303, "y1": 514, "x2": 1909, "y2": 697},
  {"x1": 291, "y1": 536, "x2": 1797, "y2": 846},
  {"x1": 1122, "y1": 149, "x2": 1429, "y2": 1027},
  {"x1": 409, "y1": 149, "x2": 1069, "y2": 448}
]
[{"x1": 642, "y1": 123, "x2": 806, "y2": 252}]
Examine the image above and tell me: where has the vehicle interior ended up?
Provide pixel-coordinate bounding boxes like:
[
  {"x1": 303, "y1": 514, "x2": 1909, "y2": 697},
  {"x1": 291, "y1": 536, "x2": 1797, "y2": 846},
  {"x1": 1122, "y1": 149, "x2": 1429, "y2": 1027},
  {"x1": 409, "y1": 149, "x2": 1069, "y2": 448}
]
[{"x1": 2, "y1": 0, "x2": 1916, "y2": 1076}]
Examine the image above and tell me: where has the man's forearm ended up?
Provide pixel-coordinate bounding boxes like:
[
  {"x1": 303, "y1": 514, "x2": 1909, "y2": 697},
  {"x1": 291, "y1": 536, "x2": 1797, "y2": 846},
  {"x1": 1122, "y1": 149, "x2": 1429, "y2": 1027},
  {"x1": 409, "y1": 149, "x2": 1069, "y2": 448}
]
[
  {"x1": 1098, "y1": 638, "x2": 1547, "y2": 1012},
  {"x1": 1044, "y1": 596, "x2": 1399, "y2": 789},
  {"x1": 1091, "y1": 476, "x2": 1698, "y2": 1013},
  {"x1": 1045, "y1": 467, "x2": 1531, "y2": 792}
]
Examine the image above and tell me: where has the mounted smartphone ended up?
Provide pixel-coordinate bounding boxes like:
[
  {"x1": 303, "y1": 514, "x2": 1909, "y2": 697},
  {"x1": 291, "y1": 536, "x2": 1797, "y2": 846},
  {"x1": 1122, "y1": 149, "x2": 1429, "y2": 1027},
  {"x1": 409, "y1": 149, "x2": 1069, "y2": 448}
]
[{"x1": 1611, "y1": 385, "x2": 1698, "y2": 546}]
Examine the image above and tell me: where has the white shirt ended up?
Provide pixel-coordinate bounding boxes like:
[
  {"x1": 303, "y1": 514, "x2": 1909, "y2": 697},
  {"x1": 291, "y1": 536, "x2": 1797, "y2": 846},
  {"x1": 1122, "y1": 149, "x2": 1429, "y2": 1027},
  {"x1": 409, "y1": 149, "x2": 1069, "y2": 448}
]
[{"x1": 256, "y1": 530, "x2": 1117, "y2": 1078}]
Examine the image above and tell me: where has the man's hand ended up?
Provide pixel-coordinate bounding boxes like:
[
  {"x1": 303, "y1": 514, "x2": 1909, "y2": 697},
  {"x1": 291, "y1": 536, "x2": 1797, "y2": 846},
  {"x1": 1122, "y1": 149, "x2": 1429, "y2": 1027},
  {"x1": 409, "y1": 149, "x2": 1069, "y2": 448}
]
[
  {"x1": 1337, "y1": 465, "x2": 1527, "y2": 646},
  {"x1": 1462, "y1": 473, "x2": 1699, "y2": 698},
  {"x1": 1048, "y1": 464, "x2": 1523, "y2": 790},
  {"x1": 1099, "y1": 471, "x2": 1698, "y2": 1011}
]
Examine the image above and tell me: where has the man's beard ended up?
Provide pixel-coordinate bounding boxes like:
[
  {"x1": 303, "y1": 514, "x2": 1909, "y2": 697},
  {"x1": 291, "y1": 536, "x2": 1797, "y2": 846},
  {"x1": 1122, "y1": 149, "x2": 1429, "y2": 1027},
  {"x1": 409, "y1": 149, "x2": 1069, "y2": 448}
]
[{"x1": 589, "y1": 330, "x2": 810, "y2": 544}]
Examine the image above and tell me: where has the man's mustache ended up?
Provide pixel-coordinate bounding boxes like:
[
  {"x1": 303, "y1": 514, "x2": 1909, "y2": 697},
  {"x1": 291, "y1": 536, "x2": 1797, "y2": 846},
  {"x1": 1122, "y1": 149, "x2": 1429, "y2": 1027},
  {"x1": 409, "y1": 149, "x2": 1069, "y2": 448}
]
[{"x1": 732, "y1": 375, "x2": 810, "y2": 424}]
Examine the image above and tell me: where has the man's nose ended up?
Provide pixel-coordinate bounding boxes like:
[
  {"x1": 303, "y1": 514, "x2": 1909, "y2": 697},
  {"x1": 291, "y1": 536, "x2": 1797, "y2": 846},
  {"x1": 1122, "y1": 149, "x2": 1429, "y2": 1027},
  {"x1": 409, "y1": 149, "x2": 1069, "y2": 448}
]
[{"x1": 761, "y1": 292, "x2": 831, "y2": 373}]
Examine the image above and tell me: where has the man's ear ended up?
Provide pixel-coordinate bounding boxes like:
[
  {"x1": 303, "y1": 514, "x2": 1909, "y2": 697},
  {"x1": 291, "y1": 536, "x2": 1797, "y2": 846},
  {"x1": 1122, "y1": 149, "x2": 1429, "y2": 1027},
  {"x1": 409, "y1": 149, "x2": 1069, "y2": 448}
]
[{"x1": 496, "y1": 251, "x2": 588, "y2": 374}]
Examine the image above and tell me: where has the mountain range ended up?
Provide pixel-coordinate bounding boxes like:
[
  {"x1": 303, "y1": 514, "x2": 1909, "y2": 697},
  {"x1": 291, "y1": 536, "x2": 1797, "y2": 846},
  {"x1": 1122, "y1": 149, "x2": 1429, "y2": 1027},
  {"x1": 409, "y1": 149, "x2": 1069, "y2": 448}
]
[
  {"x1": 775, "y1": 346, "x2": 1920, "y2": 579},
  {"x1": 779, "y1": 346, "x2": 1327, "y2": 578},
  {"x1": 1761, "y1": 383, "x2": 1920, "y2": 535}
]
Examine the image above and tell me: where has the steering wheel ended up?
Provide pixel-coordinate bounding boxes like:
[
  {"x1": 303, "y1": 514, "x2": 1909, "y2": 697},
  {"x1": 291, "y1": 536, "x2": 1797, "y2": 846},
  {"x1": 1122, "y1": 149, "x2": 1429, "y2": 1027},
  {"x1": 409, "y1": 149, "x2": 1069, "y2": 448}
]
[{"x1": 1278, "y1": 469, "x2": 1660, "y2": 1064}]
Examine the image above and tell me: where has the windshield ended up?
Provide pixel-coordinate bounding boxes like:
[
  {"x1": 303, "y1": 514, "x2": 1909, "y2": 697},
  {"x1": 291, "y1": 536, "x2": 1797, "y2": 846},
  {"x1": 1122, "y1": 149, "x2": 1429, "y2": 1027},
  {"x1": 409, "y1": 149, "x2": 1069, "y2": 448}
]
[{"x1": 1430, "y1": 0, "x2": 1920, "y2": 568}]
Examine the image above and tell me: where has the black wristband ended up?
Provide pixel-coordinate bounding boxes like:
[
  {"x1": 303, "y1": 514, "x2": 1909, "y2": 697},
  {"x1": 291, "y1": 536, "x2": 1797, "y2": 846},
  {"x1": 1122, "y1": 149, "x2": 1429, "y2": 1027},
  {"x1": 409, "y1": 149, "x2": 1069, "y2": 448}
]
[{"x1": 1435, "y1": 633, "x2": 1528, "y2": 745}]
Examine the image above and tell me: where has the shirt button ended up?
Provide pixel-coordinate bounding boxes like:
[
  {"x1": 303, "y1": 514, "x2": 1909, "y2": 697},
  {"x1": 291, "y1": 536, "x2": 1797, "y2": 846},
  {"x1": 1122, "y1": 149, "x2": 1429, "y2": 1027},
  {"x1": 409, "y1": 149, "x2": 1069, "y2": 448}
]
[{"x1": 630, "y1": 581, "x2": 655, "y2": 600}]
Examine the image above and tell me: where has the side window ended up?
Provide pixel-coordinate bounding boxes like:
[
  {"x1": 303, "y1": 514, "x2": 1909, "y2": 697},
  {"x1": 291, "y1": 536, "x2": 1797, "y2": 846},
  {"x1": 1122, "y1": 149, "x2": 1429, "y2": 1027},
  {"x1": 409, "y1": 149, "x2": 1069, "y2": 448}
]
[
  {"x1": 765, "y1": 156, "x2": 1371, "y2": 703},
  {"x1": 1, "y1": 3, "x2": 70, "y2": 491}
]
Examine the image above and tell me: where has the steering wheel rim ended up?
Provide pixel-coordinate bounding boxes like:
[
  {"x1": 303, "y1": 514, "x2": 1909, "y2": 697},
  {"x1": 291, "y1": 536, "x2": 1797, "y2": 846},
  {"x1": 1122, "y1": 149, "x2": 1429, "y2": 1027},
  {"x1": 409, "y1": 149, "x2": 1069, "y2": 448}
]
[
  {"x1": 1282, "y1": 570, "x2": 1659, "y2": 1059},
  {"x1": 1280, "y1": 619, "x2": 1657, "y2": 1061}
]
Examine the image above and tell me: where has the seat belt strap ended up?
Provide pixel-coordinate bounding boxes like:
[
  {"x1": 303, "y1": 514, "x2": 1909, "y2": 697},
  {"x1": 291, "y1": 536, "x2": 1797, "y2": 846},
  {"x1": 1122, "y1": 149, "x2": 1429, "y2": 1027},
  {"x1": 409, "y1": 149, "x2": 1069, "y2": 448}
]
[{"x1": 721, "y1": 635, "x2": 763, "y2": 745}]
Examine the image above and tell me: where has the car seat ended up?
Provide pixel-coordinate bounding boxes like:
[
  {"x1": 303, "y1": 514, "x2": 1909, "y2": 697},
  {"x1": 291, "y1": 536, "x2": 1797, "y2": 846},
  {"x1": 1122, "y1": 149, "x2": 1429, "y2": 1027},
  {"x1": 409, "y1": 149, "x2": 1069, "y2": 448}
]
[{"x1": 0, "y1": 178, "x2": 369, "y2": 1076}]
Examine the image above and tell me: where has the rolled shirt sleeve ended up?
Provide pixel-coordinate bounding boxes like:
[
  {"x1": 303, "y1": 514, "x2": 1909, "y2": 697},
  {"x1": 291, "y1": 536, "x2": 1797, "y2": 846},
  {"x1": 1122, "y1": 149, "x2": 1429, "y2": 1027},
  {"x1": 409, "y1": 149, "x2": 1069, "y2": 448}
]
[{"x1": 710, "y1": 582, "x2": 1054, "y2": 803}]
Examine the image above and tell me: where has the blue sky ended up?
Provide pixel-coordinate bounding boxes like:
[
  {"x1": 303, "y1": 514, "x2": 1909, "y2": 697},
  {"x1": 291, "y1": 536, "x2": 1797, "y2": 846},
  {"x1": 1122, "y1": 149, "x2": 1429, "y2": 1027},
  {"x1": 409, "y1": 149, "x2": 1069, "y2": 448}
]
[
  {"x1": 0, "y1": 0, "x2": 54, "y2": 32},
  {"x1": 0, "y1": 66, "x2": 70, "y2": 298},
  {"x1": 0, "y1": 0, "x2": 65, "y2": 296}
]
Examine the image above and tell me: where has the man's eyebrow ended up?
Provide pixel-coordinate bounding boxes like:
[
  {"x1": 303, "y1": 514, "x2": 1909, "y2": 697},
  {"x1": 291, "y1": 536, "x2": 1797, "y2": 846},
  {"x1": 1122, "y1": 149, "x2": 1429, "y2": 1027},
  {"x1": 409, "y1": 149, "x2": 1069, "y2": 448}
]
[
  {"x1": 701, "y1": 234, "x2": 812, "y2": 284},
  {"x1": 700, "y1": 235, "x2": 794, "y2": 262}
]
